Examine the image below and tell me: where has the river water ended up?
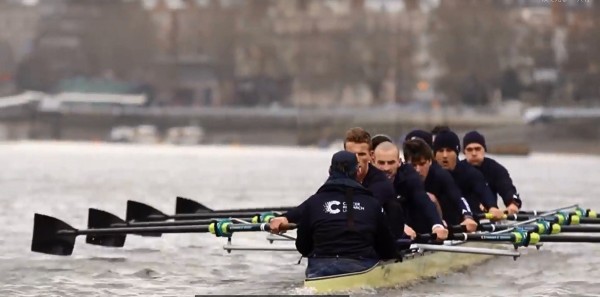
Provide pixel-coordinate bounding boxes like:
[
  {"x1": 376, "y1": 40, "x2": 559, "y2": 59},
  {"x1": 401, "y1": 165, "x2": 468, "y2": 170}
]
[{"x1": 0, "y1": 141, "x2": 599, "y2": 297}]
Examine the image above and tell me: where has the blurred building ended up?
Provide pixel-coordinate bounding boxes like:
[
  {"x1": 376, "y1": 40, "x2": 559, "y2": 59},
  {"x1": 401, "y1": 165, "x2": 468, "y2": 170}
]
[
  {"x1": 0, "y1": 0, "x2": 40, "y2": 95},
  {"x1": 3, "y1": 0, "x2": 598, "y2": 108}
]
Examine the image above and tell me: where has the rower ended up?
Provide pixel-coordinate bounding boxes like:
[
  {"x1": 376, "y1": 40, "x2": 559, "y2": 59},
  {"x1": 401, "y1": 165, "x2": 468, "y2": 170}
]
[
  {"x1": 372, "y1": 140, "x2": 448, "y2": 241},
  {"x1": 285, "y1": 150, "x2": 399, "y2": 278},
  {"x1": 271, "y1": 128, "x2": 404, "y2": 239},
  {"x1": 371, "y1": 133, "x2": 394, "y2": 151},
  {"x1": 405, "y1": 129, "x2": 433, "y2": 148},
  {"x1": 342, "y1": 127, "x2": 406, "y2": 239},
  {"x1": 343, "y1": 127, "x2": 396, "y2": 206},
  {"x1": 432, "y1": 130, "x2": 504, "y2": 220},
  {"x1": 431, "y1": 125, "x2": 450, "y2": 143},
  {"x1": 402, "y1": 137, "x2": 478, "y2": 232},
  {"x1": 461, "y1": 131, "x2": 523, "y2": 215}
]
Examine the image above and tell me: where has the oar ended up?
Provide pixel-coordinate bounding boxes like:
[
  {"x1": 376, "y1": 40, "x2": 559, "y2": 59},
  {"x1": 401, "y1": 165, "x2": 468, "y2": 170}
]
[
  {"x1": 517, "y1": 207, "x2": 597, "y2": 218},
  {"x1": 127, "y1": 200, "x2": 282, "y2": 222},
  {"x1": 478, "y1": 211, "x2": 595, "y2": 226},
  {"x1": 472, "y1": 204, "x2": 579, "y2": 235},
  {"x1": 226, "y1": 233, "x2": 600, "y2": 255},
  {"x1": 31, "y1": 213, "x2": 295, "y2": 256},
  {"x1": 175, "y1": 196, "x2": 293, "y2": 215},
  {"x1": 418, "y1": 231, "x2": 540, "y2": 247},
  {"x1": 486, "y1": 213, "x2": 600, "y2": 225},
  {"x1": 477, "y1": 223, "x2": 600, "y2": 234},
  {"x1": 92, "y1": 208, "x2": 273, "y2": 229},
  {"x1": 87, "y1": 208, "x2": 276, "y2": 243},
  {"x1": 537, "y1": 234, "x2": 600, "y2": 243},
  {"x1": 222, "y1": 243, "x2": 522, "y2": 258}
]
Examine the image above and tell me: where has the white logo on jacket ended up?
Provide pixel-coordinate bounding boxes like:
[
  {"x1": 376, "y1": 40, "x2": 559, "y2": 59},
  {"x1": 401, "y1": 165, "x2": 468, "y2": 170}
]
[
  {"x1": 323, "y1": 201, "x2": 365, "y2": 214},
  {"x1": 323, "y1": 200, "x2": 341, "y2": 214}
]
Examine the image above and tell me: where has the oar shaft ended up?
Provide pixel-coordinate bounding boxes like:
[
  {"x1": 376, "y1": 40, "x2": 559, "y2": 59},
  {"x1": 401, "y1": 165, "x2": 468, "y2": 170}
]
[
  {"x1": 503, "y1": 215, "x2": 600, "y2": 225},
  {"x1": 110, "y1": 218, "x2": 255, "y2": 228},
  {"x1": 519, "y1": 208, "x2": 597, "y2": 218},
  {"x1": 419, "y1": 233, "x2": 517, "y2": 242},
  {"x1": 146, "y1": 211, "x2": 281, "y2": 221},
  {"x1": 540, "y1": 234, "x2": 600, "y2": 243},
  {"x1": 58, "y1": 223, "x2": 295, "y2": 236},
  {"x1": 483, "y1": 224, "x2": 600, "y2": 233},
  {"x1": 560, "y1": 225, "x2": 600, "y2": 232},
  {"x1": 491, "y1": 204, "x2": 579, "y2": 234},
  {"x1": 452, "y1": 233, "x2": 517, "y2": 242},
  {"x1": 580, "y1": 218, "x2": 600, "y2": 224},
  {"x1": 63, "y1": 225, "x2": 211, "y2": 235},
  {"x1": 209, "y1": 206, "x2": 293, "y2": 213}
]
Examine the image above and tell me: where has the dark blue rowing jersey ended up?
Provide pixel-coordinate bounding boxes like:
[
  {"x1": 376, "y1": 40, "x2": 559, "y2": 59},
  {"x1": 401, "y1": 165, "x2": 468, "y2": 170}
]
[
  {"x1": 394, "y1": 163, "x2": 443, "y2": 232},
  {"x1": 462, "y1": 158, "x2": 522, "y2": 208},
  {"x1": 424, "y1": 162, "x2": 473, "y2": 226},
  {"x1": 295, "y1": 179, "x2": 397, "y2": 260},
  {"x1": 284, "y1": 164, "x2": 396, "y2": 223},
  {"x1": 449, "y1": 161, "x2": 498, "y2": 213}
]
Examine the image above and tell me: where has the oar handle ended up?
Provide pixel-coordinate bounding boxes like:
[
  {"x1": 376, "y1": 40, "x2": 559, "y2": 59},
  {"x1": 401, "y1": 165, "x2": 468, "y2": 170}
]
[
  {"x1": 209, "y1": 221, "x2": 298, "y2": 237},
  {"x1": 414, "y1": 233, "x2": 437, "y2": 243}
]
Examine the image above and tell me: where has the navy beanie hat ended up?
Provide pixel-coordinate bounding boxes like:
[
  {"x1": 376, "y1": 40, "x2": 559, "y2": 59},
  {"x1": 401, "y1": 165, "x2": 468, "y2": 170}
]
[
  {"x1": 432, "y1": 130, "x2": 460, "y2": 155},
  {"x1": 405, "y1": 130, "x2": 433, "y2": 148},
  {"x1": 463, "y1": 131, "x2": 487, "y2": 151},
  {"x1": 329, "y1": 150, "x2": 359, "y2": 179}
]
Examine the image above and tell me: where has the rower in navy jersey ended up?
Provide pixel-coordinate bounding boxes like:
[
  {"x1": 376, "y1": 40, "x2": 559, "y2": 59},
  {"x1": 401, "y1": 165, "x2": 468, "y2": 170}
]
[
  {"x1": 461, "y1": 131, "x2": 523, "y2": 215},
  {"x1": 341, "y1": 128, "x2": 407, "y2": 239},
  {"x1": 291, "y1": 150, "x2": 398, "y2": 278},
  {"x1": 432, "y1": 130, "x2": 504, "y2": 220},
  {"x1": 372, "y1": 139, "x2": 448, "y2": 241},
  {"x1": 402, "y1": 137, "x2": 478, "y2": 231},
  {"x1": 271, "y1": 128, "x2": 406, "y2": 239}
]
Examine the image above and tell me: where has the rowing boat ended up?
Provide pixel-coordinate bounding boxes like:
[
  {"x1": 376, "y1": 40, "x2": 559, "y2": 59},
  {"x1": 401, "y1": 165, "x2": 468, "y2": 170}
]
[
  {"x1": 304, "y1": 241, "x2": 502, "y2": 293},
  {"x1": 302, "y1": 205, "x2": 589, "y2": 292},
  {"x1": 224, "y1": 234, "x2": 516, "y2": 293},
  {"x1": 30, "y1": 198, "x2": 600, "y2": 294}
]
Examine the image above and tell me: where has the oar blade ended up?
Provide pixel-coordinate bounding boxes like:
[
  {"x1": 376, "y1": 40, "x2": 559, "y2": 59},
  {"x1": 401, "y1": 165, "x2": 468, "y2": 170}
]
[
  {"x1": 86, "y1": 209, "x2": 128, "y2": 247},
  {"x1": 175, "y1": 196, "x2": 212, "y2": 215},
  {"x1": 31, "y1": 213, "x2": 76, "y2": 256},
  {"x1": 126, "y1": 200, "x2": 167, "y2": 222},
  {"x1": 125, "y1": 200, "x2": 167, "y2": 236}
]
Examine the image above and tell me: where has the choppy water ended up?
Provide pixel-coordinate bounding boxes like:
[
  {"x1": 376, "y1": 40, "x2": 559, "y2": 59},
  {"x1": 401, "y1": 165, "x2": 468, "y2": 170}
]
[{"x1": 0, "y1": 141, "x2": 599, "y2": 296}]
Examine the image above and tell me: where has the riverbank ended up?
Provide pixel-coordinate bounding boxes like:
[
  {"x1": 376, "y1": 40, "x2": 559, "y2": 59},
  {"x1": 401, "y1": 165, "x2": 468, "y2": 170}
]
[{"x1": 1, "y1": 105, "x2": 597, "y2": 156}]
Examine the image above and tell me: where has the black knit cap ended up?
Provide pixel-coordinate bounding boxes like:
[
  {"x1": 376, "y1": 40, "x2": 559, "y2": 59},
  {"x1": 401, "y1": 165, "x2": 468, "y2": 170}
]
[
  {"x1": 432, "y1": 130, "x2": 460, "y2": 155},
  {"x1": 371, "y1": 134, "x2": 393, "y2": 150},
  {"x1": 329, "y1": 150, "x2": 359, "y2": 179},
  {"x1": 405, "y1": 130, "x2": 433, "y2": 148},
  {"x1": 463, "y1": 130, "x2": 487, "y2": 151}
]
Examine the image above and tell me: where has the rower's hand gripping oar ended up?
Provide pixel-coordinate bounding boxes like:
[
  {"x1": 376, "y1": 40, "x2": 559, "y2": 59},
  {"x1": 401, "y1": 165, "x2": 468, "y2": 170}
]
[{"x1": 208, "y1": 219, "x2": 296, "y2": 238}]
